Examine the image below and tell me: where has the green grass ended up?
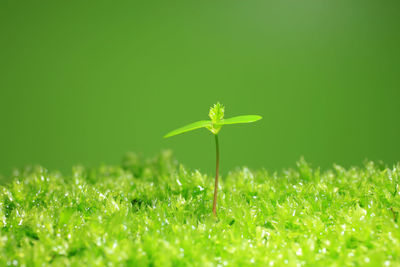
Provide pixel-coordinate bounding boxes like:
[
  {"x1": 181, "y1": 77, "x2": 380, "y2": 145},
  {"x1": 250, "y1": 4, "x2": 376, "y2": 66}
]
[{"x1": 1, "y1": 151, "x2": 399, "y2": 266}]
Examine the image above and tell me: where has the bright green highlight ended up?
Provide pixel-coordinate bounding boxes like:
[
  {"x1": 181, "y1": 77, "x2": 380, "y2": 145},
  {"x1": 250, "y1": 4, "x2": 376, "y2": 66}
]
[
  {"x1": 209, "y1": 102, "x2": 225, "y2": 124},
  {"x1": 164, "y1": 103, "x2": 262, "y2": 138},
  {"x1": 1, "y1": 152, "x2": 399, "y2": 266}
]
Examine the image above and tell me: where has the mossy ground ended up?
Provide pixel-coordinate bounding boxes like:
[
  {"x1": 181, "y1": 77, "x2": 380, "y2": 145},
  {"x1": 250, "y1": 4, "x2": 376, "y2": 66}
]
[{"x1": 1, "y1": 151, "x2": 399, "y2": 266}]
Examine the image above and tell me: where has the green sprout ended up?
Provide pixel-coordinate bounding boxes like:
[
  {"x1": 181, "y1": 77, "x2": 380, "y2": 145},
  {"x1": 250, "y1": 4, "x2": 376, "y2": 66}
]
[{"x1": 164, "y1": 102, "x2": 262, "y2": 216}]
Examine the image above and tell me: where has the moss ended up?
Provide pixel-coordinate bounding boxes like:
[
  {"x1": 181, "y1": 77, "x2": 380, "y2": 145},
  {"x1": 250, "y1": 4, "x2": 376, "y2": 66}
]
[{"x1": 0, "y1": 152, "x2": 399, "y2": 266}]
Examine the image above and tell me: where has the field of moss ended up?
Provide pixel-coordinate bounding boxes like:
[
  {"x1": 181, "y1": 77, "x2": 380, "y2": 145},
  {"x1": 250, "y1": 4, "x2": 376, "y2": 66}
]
[{"x1": 1, "y1": 151, "x2": 399, "y2": 266}]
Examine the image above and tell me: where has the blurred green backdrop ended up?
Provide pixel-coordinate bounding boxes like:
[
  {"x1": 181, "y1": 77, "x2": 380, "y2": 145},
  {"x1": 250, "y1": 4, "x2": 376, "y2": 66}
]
[{"x1": 1, "y1": 0, "x2": 399, "y2": 179}]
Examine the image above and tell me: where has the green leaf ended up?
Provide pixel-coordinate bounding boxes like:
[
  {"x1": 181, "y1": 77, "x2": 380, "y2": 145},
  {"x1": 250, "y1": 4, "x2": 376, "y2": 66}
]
[
  {"x1": 218, "y1": 115, "x2": 262, "y2": 125},
  {"x1": 164, "y1": 120, "x2": 212, "y2": 138}
]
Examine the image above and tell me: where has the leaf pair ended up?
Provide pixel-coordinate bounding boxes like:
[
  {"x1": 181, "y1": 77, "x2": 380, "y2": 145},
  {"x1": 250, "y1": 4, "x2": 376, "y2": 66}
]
[{"x1": 164, "y1": 103, "x2": 262, "y2": 138}]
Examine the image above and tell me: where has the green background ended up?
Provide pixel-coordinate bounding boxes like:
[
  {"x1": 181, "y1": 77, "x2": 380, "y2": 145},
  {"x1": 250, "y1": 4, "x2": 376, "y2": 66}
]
[{"x1": 1, "y1": 0, "x2": 399, "y2": 179}]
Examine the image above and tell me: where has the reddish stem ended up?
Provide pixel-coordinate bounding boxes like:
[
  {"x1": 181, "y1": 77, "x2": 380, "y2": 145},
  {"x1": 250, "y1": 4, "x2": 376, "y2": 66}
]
[{"x1": 212, "y1": 134, "x2": 220, "y2": 217}]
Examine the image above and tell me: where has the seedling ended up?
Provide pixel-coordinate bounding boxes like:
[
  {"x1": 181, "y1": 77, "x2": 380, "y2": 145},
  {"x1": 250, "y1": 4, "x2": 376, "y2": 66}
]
[{"x1": 164, "y1": 102, "x2": 262, "y2": 216}]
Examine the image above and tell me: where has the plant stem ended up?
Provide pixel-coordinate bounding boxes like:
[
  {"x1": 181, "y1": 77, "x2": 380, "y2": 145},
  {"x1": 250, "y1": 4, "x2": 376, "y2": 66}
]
[{"x1": 212, "y1": 134, "x2": 220, "y2": 217}]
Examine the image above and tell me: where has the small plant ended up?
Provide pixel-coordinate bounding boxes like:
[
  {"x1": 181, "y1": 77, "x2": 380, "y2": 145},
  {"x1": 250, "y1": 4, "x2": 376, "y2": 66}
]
[{"x1": 164, "y1": 102, "x2": 262, "y2": 216}]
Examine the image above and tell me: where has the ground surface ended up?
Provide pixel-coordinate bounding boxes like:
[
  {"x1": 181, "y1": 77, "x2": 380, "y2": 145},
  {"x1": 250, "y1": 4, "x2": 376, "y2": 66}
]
[{"x1": 1, "y1": 151, "x2": 399, "y2": 266}]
